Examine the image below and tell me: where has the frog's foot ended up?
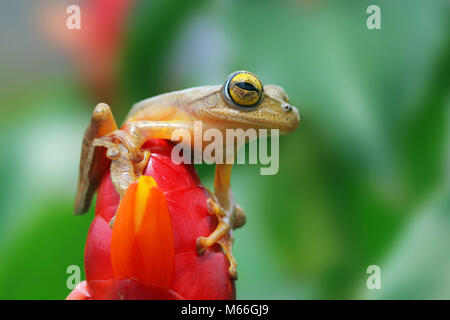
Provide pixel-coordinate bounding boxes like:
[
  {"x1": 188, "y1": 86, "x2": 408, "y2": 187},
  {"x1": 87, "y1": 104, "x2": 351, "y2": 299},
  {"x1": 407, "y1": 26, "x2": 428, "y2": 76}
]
[
  {"x1": 93, "y1": 130, "x2": 150, "y2": 183},
  {"x1": 105, "y1": 130, "x2": 150, "y2": 173},
  {"x1": 196, "y1": 198, "x2": 238, "y2": 279},
  {"x1": 92, "y1": 130, "x2": 150, "y2": 229}
]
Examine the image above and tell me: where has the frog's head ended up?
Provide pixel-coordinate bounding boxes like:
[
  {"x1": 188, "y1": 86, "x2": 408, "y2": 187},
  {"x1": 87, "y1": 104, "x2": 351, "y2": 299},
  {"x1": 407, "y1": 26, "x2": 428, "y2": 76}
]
[{"x1": 198, "y1": 71, "x2": 300, "y2": 134}]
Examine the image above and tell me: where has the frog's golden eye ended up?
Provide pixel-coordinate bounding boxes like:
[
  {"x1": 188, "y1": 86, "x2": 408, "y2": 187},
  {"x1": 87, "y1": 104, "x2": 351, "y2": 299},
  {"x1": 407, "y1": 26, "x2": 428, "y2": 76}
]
[{"x1": 223, "y1": 71, "x2": 263, "y2": 108}]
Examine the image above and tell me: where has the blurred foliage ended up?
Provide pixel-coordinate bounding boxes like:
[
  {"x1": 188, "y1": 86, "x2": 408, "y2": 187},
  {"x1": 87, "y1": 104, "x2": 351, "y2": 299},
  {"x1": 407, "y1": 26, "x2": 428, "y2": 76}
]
[
  {"x1": 121, "y1": 0, "x2": 204, "y2": 108},
  {"x1": 0, "y1": 0, "x2": 449, "y2": 299}
]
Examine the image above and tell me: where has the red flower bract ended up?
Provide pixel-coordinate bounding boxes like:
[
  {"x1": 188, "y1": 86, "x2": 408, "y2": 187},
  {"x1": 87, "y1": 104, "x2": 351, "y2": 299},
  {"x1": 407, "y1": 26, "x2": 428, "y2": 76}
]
[{"x1": 68, "y1": 139, "x2": 235, "y2": 300}]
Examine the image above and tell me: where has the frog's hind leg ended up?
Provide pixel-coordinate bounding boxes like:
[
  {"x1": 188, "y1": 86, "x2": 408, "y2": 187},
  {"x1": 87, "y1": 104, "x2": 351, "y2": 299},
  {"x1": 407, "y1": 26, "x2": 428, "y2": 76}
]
[
  {"x1": 196, "y1": 164, "x2": 239, "y2": 279},
  {"x1": 74, "y1": 103, "x2": 117, "y2": 215}
]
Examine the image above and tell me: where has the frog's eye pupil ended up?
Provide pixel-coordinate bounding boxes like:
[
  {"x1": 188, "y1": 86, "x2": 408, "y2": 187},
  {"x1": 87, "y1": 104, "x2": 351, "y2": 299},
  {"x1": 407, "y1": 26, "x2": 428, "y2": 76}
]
[
  {"x1": 223, "y1": 71, "x2": 263, "y2": 108},
  {"x1": 235, "y1": 82, "x2": 259, "y2": 92}
]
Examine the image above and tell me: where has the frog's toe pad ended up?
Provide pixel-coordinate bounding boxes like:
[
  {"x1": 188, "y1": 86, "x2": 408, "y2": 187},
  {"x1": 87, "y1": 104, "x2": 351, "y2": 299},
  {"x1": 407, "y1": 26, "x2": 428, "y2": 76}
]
[
  {"x1": 228, "y1": 266, "x2": 238, "y2": 280},
  {"x1": 196, "y1": 236, "x2": 208, "y2": 255}
]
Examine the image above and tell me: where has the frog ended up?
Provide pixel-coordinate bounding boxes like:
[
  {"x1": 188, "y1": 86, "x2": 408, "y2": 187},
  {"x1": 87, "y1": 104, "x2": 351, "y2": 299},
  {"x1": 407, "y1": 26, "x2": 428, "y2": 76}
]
[{"x1": 74, "y1": 70, "x2": 300, "y2": 279}]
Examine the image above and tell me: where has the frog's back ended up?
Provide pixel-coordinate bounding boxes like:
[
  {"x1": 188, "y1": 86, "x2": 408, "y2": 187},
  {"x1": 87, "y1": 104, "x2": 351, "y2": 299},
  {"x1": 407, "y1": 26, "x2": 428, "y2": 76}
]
[{"x1": 126, "y1": 85, "x2": 220, "y2": 121}]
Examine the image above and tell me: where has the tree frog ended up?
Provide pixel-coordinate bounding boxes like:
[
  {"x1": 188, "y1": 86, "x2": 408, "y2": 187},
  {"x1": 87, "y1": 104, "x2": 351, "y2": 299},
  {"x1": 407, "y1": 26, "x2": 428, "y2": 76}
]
[{"x1": 74, "y1": 70, "x2": 300, "y2": 279}]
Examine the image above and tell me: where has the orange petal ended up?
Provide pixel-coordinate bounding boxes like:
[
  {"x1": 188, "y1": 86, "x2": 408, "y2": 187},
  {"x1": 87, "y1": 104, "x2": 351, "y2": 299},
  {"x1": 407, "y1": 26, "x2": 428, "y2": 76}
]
[
  {"x1": 110, "y1": 182, "x2": 137, "y2": 280},
  {"x1": 136, "y1": 186, "x2": 174, "y2": 287},
  {"x1": 111, "y1": 176, "x2": 174, "y2": 289}
]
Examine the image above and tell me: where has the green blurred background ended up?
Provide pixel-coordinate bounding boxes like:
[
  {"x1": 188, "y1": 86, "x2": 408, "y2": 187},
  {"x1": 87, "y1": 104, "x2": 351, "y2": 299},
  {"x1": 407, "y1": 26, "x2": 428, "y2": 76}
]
[{"x1": 0, "y1": 0, "x2": 449, "y2": 299}]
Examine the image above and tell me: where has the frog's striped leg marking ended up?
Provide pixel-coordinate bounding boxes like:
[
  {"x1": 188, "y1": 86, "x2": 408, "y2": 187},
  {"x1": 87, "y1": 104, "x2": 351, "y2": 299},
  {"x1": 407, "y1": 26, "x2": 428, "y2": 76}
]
[
  {"x1": 74, "y1": 103, "x2": 117, "y2": 215},
  {"x1": 196, "y1": 164, "x2": 239, "y2": 279}
]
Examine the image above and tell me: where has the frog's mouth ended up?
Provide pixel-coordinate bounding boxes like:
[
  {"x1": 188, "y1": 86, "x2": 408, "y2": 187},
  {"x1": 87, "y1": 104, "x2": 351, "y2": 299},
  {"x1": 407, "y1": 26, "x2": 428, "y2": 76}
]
[{"x1": 235, "y1": 104, "x2": 300, "y2": 134}]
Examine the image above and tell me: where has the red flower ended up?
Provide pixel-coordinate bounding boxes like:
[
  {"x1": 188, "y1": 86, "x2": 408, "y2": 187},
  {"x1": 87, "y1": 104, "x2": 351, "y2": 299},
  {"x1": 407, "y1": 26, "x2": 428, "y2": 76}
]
[{"x1": 67, "y1": 139, "x2": 235, "y2": 300}]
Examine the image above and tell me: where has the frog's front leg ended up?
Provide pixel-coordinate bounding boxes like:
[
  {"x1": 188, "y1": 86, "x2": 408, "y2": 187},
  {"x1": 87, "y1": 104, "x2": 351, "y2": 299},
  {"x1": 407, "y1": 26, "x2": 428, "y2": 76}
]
[
  {"x1": 98, "y1": 120, "x2": 193, "y2": 191},
  {"x1": 93, "y1": 130, "x2": 150, "y2": 198},
  {"x1": 96, "y1": 121, "x2": 194, "y2": 225},
  {"x1": 196, "y1": 164, "x2": 241, "y2": 279}
]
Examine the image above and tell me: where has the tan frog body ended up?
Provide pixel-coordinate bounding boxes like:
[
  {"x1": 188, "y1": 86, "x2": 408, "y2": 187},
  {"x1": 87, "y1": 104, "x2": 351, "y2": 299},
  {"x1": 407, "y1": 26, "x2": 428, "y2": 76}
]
[{"x1": 74, "y1": 71, "x2": 300, "y2": 279}]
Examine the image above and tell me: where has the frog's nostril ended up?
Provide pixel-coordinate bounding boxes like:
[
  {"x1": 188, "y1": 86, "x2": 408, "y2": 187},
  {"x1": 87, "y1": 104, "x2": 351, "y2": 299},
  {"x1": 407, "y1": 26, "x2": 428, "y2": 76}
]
[{"x1": 281, "y1": 103, "x2": 292, "y2": 112}]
